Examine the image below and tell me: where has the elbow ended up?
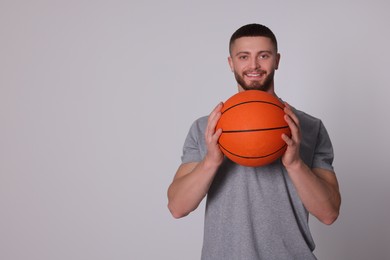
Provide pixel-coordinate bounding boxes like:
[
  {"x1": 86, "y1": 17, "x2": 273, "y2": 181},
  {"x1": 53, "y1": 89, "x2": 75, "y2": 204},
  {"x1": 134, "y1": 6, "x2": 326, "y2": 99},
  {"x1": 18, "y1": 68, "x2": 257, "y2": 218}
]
[
  {"x1": 320, "y1": 195, "x2": 341, "y2": 225},
  {"x1": 168, "y1": 202, "x2": 189, "y2": 219},
  {"x1": 321, "y1": 214, "x2": 338, "y2": 225},
  {"x1": 167, "y1": 189, "x2": 190, "y2": 219},
  {"x1": 319, "y1": 208, "x2": 340, "y2": 225},
  {"x1": 170, "y1": 211, "x2": 188, "y2": 219}
]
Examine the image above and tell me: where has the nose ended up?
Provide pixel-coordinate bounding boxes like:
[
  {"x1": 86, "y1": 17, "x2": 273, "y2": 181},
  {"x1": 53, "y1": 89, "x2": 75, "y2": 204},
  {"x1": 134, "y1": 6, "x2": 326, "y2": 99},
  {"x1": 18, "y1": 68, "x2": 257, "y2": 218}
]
[{"x1": 249, "y1": 57, "x2": 260, "y2": 69}]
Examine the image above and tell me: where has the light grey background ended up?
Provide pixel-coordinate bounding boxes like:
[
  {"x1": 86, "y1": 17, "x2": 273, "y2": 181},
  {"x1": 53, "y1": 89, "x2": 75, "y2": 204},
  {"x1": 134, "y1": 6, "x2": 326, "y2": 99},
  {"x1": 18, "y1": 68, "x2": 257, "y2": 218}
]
[{"x1": 1, "y1": 0, "x2": 389, "y2": 259}]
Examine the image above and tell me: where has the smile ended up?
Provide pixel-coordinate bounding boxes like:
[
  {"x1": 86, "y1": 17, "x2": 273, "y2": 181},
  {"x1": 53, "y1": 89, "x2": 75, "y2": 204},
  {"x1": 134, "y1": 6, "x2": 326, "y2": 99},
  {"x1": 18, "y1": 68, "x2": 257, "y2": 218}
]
[{"x1": 245, "y1": 71, "x2": 265, "y2": 78}]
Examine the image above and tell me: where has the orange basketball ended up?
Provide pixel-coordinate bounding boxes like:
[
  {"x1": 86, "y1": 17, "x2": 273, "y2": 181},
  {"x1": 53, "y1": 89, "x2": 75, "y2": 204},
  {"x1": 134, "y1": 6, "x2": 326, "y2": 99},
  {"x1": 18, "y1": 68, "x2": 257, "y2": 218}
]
[{"x1": 216, "y1": 90, "x2": 291, "y2": 167}]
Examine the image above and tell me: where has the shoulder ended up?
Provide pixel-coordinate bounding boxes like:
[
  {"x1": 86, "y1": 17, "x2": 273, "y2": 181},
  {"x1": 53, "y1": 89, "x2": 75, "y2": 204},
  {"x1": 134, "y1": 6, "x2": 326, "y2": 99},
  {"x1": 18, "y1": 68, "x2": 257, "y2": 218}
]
[
  {"x1": 293, "y1": 107, "x2": 322, "y2": 126},
  {"x1": 290, "y1": 106, "x2": 334, "y2": 168},
  {"x1": 189, "y1": 115, "x2": 208, "y2": 134},
  {"x1": 291, "y1": 107, "x2": 326, "y2": 135},
  {"x1": 195, "y1": 115, "x2": 209, "y2": 126},
  {"x1": 181, "y1": 116, "x2": 209, "y2": 163},
  {"x1": 183, "y1": 115, "x2": 208, "y2": 145}
]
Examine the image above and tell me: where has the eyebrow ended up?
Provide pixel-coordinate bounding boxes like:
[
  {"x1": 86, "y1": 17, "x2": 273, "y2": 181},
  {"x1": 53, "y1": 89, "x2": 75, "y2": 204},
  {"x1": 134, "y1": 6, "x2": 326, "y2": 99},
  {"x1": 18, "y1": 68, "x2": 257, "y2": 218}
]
[
  {"x1": 234, "y1": 50, "x2": 273, "y2": 57},
  {"x1": 235, "y1": 51, "x2": 250, "y2": 57}
]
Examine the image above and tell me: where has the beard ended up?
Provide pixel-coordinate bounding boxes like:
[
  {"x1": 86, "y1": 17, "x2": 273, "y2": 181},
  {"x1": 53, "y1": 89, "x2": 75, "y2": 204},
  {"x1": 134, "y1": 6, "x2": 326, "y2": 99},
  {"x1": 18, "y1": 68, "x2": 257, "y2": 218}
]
[{"x1": 234, "y1": 70, "x2": 275, "y2": 92}]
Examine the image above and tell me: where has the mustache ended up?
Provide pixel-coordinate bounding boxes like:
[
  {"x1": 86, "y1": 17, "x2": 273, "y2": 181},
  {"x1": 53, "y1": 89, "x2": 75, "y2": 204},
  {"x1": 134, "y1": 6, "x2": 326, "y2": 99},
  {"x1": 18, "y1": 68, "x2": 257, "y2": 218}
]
[{"x1": 244, "y1": 69, "x2": 266, "y2": 74}]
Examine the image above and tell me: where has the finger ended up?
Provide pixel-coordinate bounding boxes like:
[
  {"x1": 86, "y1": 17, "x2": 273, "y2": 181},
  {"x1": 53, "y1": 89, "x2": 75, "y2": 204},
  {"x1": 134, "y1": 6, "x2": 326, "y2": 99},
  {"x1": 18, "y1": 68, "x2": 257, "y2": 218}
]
[
  {"x1": 206, "y1": 102, "x2": 223, "y2": 141},
  {"x1": 284, "y1": 113, "x2": 297, "y2": 130},
  {"x1": 207, "y1": 102, "x2": 223, "y2": 126},
  {"x1": 211, "y1": 102, "x2": 223, "y2": 116},
  {"x1": 207, "y1": 112, "x2": 222, "y2": 137},
  {"x1": 284, "y1": 113, "x2": 301, "y2": 143},
  {"x1": 284, "y1": 103, "x2": 301, "y2": 137},
  {"x1": 284, "y1": 102, "x2": 300, "y2": 127},
  {"x1": 281, "y1": 133, "x2": 294, "y2": 146},
  {"x1": 212, "y1": 128, "x2": 223, "y2": 143}
]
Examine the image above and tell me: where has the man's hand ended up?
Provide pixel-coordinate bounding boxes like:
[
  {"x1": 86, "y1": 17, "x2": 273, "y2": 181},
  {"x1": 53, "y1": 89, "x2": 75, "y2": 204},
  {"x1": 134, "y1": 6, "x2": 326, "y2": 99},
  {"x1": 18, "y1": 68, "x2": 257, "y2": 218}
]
[
  {"x1": 281, "y1": 102, "x2": 302, "y2": 168},
  {"x1": 204, "y1": 102, "x2": 224, "y2": 167},
  {"x1": 280, "y1": 102, "x2": 340, "y2": 224}
]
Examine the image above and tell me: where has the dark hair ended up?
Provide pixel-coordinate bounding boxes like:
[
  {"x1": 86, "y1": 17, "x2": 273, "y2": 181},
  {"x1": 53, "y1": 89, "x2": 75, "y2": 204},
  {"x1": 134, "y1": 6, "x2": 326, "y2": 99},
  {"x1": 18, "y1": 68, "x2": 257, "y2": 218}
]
[{"x1": 229, "y1": 23, "x2": 278, "y2": 54}]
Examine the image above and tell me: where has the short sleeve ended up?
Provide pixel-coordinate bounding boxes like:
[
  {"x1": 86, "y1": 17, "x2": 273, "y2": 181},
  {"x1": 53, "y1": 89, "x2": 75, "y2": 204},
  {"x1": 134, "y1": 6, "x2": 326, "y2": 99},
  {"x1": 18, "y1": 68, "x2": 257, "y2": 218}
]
[
  {"x1": 181, "y1": 117, "x2": 207, "y2": 164},
  {"x1": 312, "y1": 121, "x2": 335, "y2": 172}
]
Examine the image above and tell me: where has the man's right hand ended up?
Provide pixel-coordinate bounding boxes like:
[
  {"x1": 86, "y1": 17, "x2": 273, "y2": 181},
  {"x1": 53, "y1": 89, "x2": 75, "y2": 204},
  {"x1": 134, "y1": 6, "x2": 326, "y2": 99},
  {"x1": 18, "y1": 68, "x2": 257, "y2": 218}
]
[{"x1": 204, "y1": 102, "x2": 224, "y2": 168}]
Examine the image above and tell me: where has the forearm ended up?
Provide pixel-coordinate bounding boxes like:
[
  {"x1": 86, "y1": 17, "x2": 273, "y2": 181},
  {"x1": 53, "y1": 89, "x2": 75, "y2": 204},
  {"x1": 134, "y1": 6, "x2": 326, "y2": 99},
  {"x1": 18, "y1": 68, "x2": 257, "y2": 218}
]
[
  {"x1": 167, "y1": 159, "x2": 220, "y2": 219},
  {"x1": 285, "y1": 160, "x2": 341, "y2": 225},
  {"x1": 168, "y1": 102, "x2": 224, "y2": 218}
]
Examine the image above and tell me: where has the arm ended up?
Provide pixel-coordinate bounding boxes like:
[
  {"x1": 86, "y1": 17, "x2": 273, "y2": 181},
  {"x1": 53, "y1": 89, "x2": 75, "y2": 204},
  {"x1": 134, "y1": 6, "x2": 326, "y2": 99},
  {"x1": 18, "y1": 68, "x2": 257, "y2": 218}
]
[
  {"x1": 167, "y1": 103, "x2": 224, "y2": 219},
  {"x1": 282, "y1": 103, "x2": 341, "y2": 225}
]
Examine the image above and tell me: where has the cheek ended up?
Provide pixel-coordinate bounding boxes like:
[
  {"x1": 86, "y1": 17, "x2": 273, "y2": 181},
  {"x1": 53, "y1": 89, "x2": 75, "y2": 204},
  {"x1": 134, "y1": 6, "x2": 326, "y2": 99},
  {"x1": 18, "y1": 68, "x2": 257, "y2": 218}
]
[
  {"x1": 271, "y1": 58, "x2": 280, "y2": 69},
  {"x1": 236, "y1": 62, "x2": 249, "y2": 72},
  {"x1": 273, "y1": 61, "x2": 279, "y2": 70},
  {"x1": 232, "y1": 64, "x2": 243, "y2": 74},
  {"x1": 263, "y1": 61, "x2": 277, "y2": 71}
]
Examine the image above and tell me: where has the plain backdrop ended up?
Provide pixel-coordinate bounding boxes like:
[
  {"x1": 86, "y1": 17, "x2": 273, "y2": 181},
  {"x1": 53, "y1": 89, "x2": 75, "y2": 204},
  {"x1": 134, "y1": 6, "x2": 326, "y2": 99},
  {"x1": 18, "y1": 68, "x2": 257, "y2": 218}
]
[{"x1": 1, "y1": 0, "x2": 389, "y2": 259}]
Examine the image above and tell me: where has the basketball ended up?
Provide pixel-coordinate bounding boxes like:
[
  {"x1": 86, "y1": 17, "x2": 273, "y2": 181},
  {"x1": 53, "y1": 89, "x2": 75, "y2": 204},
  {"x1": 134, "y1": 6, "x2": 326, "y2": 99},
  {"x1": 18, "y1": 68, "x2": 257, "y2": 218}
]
[{"x1": 216, "y1": 90, "x2": 291, "y2": 167}]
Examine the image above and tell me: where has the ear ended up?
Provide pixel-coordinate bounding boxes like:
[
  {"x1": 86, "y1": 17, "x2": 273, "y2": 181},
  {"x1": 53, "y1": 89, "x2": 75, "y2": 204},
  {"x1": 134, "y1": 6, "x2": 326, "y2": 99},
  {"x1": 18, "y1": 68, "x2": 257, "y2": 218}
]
[
  {"x1": 275, "y1": 53, "x2": 281, "y2": 70},
  {"x1": 227, "y1": 56, "x2": 234, "y2": 72}
]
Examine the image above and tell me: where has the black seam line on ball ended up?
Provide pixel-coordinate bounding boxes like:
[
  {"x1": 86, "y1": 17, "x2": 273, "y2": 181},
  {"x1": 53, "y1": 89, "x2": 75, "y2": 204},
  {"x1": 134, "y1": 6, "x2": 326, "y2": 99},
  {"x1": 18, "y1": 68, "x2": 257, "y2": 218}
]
[
  {"x1": 222, "y1": 100, "x2": 284, "y2": 114},
  {"x1": 222, "y1": 125, "x2": 289, "y2": 133},
  {"x1": 219, "y1": 143, "x2": 288, "y2": 159}
]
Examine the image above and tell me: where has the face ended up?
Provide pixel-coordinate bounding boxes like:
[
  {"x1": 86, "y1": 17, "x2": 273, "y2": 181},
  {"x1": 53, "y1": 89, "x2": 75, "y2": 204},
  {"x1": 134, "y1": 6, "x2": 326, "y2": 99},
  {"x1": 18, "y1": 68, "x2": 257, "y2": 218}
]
[{"x1": 228, "y1": 36, "x2": 280, "y2": 93}]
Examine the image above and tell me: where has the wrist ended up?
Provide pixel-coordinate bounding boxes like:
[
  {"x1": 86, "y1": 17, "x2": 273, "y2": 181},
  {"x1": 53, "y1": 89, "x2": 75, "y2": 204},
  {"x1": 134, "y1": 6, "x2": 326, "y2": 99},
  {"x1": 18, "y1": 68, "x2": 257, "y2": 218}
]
[
  {"x1": 284, "y1": 158, "x2": 305, "y2": 173},
  {"x1": 202, "y1": 155, "x2": 223, "y2": 172}
]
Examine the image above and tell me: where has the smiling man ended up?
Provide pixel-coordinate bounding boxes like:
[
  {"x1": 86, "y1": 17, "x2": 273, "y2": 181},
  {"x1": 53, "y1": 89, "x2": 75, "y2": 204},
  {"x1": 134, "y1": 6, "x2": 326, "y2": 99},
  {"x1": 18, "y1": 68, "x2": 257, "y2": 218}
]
[
  {"x1": 168, "y1": 24, "x2": 341, "y2": 260},
  {"x1": 228, "y1": 30, "x2": 280, "y2": 92}
]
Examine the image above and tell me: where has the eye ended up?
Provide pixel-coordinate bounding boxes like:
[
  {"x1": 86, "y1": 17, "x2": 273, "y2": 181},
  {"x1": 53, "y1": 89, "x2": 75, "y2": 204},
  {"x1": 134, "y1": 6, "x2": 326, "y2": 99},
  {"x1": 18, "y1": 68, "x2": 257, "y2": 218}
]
[
  {"x1": 238, "y1": 55, "x2": 248, "y2": 60},
  {"x1": 259, "y1": 54, "x2": 270, "y2": 59}
]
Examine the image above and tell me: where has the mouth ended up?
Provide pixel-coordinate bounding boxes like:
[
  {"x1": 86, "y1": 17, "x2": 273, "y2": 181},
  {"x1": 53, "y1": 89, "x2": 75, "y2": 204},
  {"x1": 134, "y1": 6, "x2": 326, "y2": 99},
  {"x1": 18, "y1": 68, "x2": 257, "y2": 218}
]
[{"x1": 245, "y1": 71, "x2": 265, "y2": 79}]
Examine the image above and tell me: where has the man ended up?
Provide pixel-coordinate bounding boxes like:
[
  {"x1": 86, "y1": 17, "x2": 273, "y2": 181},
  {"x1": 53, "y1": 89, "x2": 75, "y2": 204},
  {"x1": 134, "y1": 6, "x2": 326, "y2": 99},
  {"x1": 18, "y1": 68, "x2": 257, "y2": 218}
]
[{"x1": 167, "y1": 24, "x2": 341, "y2": 260}]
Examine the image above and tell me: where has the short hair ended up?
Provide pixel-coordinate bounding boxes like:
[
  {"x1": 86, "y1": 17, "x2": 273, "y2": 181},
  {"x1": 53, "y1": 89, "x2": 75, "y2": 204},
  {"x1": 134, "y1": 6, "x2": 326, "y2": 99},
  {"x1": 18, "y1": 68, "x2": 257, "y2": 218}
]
[{"x1": 229, "y1": 23, "x2": 278, "y2": 54}]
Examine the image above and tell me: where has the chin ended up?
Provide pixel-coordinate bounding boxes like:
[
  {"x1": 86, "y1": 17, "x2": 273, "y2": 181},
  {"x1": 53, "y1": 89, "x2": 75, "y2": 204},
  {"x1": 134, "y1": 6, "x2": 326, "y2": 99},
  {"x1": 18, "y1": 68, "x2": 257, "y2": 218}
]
[{"x1": 242, "y1": 84, "x2": 271, "y2": 92}]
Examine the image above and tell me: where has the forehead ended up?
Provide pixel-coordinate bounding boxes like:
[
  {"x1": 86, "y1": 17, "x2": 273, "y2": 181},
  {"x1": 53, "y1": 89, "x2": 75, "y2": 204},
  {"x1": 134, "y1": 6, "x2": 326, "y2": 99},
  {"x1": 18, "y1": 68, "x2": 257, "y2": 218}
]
[{"x1": 230, "y1": 36, "x2": 275, "y2": 54}]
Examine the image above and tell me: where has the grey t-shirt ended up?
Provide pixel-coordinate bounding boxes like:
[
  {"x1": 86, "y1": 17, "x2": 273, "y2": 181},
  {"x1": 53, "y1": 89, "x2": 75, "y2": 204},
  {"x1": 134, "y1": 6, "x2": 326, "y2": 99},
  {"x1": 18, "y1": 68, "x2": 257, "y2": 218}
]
[{"x1": 181, "y1": 108, "x2": 335, "y2": 260}]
